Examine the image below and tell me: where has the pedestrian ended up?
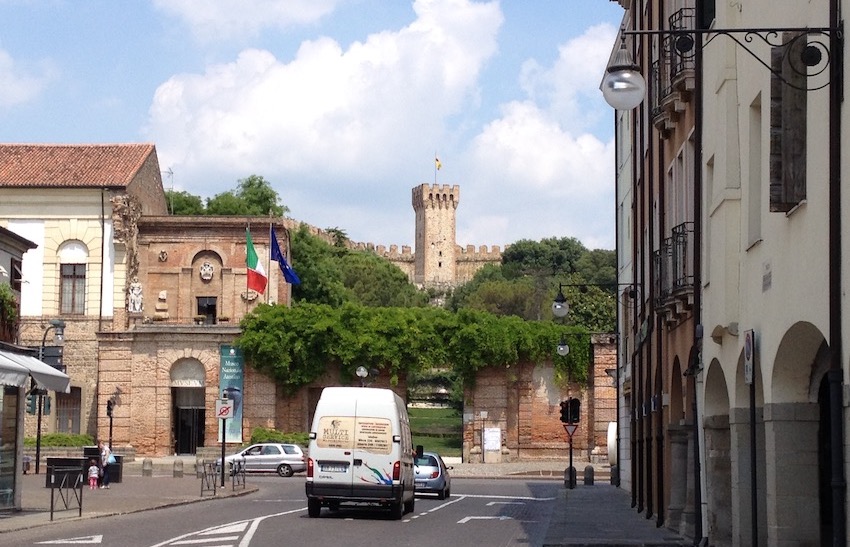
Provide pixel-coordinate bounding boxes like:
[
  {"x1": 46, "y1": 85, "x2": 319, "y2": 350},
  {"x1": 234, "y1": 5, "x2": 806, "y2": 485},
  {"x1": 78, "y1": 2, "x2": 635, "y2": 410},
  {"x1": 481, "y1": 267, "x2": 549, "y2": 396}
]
[
  {"x1": 87, "y1": 458, "x2": 99, "y2": 490},
  {"x1": 99, "y1": 440, "x2": 112, "y2": 489}
]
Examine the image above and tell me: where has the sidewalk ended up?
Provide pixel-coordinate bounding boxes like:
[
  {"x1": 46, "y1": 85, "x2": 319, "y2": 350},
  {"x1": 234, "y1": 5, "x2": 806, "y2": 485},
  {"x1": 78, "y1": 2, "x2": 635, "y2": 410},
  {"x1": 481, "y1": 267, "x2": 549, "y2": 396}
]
[
  {"x1": 0, "y1": 457, "x2": 689, "y2": 545},
  {"x1": 0, "y1": 457, "x2": 256, "y2": 534}
]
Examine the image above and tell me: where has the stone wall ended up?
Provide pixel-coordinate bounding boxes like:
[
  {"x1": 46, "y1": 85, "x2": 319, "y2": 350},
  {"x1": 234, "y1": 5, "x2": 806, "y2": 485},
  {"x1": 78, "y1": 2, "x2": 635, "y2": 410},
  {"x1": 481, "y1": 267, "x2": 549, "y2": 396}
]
[{"x1": 462, "y1": 336, "x2": 617, "y2": 462}]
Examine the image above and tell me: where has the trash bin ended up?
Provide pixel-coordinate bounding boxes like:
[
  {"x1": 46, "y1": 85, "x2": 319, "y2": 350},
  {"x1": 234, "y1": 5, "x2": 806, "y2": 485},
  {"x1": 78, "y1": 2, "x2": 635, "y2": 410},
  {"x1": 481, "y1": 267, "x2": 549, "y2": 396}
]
[
  {"x1": 22, "y1": 456, "x2": 31, "y2": 474},
  {"x1": 107, "y1": 455, "x2": 123, "y2": 483},
  {"x1": 45, "y1": 457, "x2": 86, "y2": 488}
]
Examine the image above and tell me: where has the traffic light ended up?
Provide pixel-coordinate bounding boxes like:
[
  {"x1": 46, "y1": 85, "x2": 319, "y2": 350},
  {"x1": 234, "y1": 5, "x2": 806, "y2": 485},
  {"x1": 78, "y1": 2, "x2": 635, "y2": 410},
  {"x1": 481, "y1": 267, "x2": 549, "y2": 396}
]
[
  {"x1": 559, "y1": 400, "x2": 570, "y2": 423},
  {"x1": 26, "y1": 394, "x2": 36, "y2": 415},
  {"x1": 106, "y1": 399, "x2": 114, "y2": 418},
  {"x1": 568, "y1": 398, "x2": 581, "y2": 423}
]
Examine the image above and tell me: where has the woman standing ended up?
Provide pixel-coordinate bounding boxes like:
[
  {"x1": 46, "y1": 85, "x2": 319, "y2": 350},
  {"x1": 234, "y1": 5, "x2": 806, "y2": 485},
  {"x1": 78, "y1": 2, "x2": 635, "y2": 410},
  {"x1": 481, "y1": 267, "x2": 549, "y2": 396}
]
[{"x1": 98, "y1": 440, "x2": 112, "y2": 489}]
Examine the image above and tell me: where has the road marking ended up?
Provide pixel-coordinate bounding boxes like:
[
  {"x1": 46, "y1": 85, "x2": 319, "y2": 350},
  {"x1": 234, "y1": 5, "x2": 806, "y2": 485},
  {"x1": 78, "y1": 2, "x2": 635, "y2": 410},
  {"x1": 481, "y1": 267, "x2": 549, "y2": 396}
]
[
  {"x1": 149, "y1": 507, "x2": 305, "y2": 547},
  {"x1": 486, "y1": 501, "x2": 525, "y2": 506},
  {"x1": 458, "y1": 516, "x2": 514, "y2": 524},
  {"x1": 457, "y1": 494, "x2": 555, "y2": 501},
  {"x1": 37, "y1": 536, "x2": 103, "y2": 545}
]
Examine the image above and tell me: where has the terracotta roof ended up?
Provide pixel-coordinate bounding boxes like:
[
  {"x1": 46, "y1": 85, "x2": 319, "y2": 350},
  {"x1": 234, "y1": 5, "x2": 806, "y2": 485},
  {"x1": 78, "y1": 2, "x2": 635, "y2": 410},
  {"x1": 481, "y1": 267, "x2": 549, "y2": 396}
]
[{"x1": 0, "y1": 144, "x2": 156, "y2": 188}]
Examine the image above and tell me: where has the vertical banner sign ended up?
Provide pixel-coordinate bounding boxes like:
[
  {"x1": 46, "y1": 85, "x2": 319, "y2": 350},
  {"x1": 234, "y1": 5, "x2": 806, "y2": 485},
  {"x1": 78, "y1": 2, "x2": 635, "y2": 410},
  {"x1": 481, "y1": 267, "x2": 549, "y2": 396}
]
[{"x1": 219, "y1": 345, "x2": 244, "y2": 443}]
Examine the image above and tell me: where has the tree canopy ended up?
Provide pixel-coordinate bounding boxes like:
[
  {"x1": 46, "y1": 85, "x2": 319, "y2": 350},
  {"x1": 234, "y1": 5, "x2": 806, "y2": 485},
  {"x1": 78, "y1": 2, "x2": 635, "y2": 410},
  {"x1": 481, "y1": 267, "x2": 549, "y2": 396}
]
[
  {"x1": 289, "y1": 224, "x2": 430, "y2": 308},
  {"x1": 237, "y1": 302, "x2": 591, "y2": 393},
  {"x1": 166, "y1": 174, "x2": 290, "y2": 216}
]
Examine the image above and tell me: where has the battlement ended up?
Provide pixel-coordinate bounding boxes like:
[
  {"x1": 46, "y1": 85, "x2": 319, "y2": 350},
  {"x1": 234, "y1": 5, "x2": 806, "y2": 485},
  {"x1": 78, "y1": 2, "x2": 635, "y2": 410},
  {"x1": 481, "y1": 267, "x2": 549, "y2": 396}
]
[
  {"x1": 412, "y1": 183, "x2": 460, "y2": 210},
  {"x1": 457, "y1": 244, "x2": 502, "y2": 258},
  {"x1": 350, "y1": 241, "x2": 415, "y2": 260}
]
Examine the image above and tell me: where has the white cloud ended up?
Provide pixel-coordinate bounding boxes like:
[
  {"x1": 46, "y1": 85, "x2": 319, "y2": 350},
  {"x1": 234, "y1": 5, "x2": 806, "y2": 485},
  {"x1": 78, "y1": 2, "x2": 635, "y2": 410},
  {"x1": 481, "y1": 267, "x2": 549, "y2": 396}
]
[
  {"x1": 146, "y1": 0, "x2": 503, "y2": 191},
  {"x1": 152, "y1": 0, "x2": 343, "y2": 40},
  {"x1": 0, "y1": 48, "x2": 55, "y2": 108}
]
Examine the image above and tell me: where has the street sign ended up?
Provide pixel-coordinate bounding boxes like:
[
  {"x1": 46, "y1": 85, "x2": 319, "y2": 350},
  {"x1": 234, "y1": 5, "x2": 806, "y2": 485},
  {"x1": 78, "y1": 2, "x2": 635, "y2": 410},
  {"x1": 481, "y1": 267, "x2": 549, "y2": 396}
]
[
  {"x1": 744, "y1": 329, "x2": 755, "y2": 385},
  {"x1": 563, "y1": 424, "x2": 578, "y2": 437},
  {"x1": 215, "y1": 399, "x2": 234, "y2": 420}
]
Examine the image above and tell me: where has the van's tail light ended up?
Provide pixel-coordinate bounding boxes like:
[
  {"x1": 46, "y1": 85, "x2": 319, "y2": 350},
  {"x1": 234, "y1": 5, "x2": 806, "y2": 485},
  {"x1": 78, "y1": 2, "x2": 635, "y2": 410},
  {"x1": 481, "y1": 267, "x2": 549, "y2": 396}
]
[
  {"x1": 392, "y1": 461, "x2": 401, "y2": 481},
  {"x1": 307, "y1": 458, "x2": 314, "y2": 478}
]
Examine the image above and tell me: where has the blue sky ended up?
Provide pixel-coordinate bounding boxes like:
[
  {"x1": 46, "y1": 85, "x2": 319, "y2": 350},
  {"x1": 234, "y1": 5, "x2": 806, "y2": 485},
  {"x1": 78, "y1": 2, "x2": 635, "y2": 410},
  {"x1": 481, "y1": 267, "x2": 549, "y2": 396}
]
[{"x1": 0, "y1": 0, "x2": 624, "y2": 250}]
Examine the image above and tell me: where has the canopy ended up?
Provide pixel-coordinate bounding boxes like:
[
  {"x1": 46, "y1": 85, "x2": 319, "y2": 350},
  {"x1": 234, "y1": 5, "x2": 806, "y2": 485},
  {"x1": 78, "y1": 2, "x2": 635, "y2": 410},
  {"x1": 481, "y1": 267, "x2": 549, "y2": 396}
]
[
  {"x1": 0, "y1": 351, "x2": 30, "y2": 388},
  {"x1": 0, "y1": 349, "x2": 71, "y2": 393}
]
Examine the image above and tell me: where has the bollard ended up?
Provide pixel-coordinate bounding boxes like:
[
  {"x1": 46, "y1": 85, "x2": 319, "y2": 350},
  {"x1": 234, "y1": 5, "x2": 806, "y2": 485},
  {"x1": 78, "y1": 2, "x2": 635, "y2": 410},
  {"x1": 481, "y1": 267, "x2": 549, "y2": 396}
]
[
  {"x1": 610, "y1": 464, "x2": 619, "y2": 486},
  {"x1": 564, "y1": 467, "x2": 576, "y2": 489},
  {"x1": 173, "y1": 459, "x2": 184, "y2": 478},
  {"x1": 142, "y1": 458, "x2": 153, "y2": 477},
  {"x1": 196, "y1": 458, "x2": 204, "y2": 479},
  {"x1": 584, "y1": 465, "x2": 594, "y2": 485}
]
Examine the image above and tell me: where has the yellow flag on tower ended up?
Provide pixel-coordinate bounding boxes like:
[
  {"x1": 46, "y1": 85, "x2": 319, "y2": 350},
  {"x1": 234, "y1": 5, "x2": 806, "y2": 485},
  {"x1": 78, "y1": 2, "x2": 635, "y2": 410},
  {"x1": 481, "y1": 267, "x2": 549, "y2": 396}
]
[{"x1": 435, "y1": 156, "x2": 442, "y2": 170}]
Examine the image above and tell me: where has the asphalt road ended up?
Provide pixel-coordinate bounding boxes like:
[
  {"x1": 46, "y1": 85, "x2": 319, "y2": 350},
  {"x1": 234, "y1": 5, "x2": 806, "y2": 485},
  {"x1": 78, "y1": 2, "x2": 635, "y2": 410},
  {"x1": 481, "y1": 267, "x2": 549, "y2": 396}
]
[{"x1": 4, "y1": 477, "x2": 561, "y2": 547}]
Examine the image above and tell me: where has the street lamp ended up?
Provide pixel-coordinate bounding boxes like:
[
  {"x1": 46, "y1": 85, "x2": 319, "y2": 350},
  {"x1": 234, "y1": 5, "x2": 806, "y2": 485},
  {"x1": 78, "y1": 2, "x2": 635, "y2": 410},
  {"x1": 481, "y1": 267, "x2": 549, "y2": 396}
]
[
  {"x1": 356, "y1": 366, "x2": 368, "y2": 387},
  {"x1": 36, "y1": 319, "x2": 65, "y2": 474}
]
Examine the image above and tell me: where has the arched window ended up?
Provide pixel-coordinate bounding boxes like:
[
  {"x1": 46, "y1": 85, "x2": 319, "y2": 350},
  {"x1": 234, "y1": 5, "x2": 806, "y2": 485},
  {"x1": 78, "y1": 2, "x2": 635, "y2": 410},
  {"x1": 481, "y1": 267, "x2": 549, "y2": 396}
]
[{"x1": 58, "y1": 241, "x2": 88, "y2": 315}]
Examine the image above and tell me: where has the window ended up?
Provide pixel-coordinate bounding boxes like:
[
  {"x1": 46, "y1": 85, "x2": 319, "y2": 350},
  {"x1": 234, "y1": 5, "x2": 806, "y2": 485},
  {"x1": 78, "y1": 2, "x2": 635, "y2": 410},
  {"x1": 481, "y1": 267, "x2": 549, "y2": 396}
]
[
  {"x1": 60, "y1": 264, "x2": 86, "y2": 315},
  {"x1": 769, "y1": 33, "x2": 808, "y2": 212},
  {"x1": 56, "y1": 387, "x2": 81, "y2": 434},
  {"x1": 10, "y1": 258, "x2": 22, "y2": 292},
  {"x1": 197, "y1": 297, "x2": 217, "y2": 324}
]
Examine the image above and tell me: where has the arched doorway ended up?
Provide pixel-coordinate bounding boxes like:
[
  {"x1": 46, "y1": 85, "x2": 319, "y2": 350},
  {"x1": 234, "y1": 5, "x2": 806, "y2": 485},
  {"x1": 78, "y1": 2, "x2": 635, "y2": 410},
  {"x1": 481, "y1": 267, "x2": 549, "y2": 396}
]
[
  {"x1": 703, "y1": 358, "x2": 731, "y2": 546},
  {"x1": 171, "y1": 359, "x2": 206, "y2": 455}
]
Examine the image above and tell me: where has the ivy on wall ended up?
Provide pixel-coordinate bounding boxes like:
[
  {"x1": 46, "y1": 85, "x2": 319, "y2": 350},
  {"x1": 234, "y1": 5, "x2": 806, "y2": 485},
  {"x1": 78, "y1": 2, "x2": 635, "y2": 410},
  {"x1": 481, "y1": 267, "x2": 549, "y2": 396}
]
[
  {"x1": 237, "y1": 302, "x2": 592, "y2": 393},
  {"x1": 0, "y1": 282, "x2": 18, "y2": 341}
]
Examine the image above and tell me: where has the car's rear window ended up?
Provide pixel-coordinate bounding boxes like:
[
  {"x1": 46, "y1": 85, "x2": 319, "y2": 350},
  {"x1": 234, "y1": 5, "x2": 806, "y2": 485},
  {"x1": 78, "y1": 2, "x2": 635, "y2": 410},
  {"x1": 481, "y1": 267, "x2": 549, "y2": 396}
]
[
  {"x1": 283, "y1": 445, "x2": 299, "y2": 455},
  {"x1": 416, "y1": 456, "x2": 438, "y2": 466}
]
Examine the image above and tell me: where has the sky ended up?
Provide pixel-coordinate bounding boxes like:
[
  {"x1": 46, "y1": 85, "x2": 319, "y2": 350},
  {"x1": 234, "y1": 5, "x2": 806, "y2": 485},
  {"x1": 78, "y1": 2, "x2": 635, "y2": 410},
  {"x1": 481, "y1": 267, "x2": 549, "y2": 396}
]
[{"x1": 0, "y1": 0, "x2": 625, "y2": 251}]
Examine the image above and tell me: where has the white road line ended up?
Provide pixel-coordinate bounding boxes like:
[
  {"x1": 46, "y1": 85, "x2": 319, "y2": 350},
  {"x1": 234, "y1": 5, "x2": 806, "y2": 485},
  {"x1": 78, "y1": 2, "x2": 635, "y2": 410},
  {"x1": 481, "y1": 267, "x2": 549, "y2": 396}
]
[
  {"x1": 149, "y1": 507, "x2": 306, "y2": 547},
  {"x1": 486, "y1": 501, "x2": 525, "y2": 506}
]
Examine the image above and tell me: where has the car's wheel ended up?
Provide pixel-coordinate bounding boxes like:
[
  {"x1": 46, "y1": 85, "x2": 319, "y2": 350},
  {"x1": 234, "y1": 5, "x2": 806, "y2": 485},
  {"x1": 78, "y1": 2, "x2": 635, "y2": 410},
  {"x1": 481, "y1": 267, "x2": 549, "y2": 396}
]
[
  {"x1": 445, "y1": 488, "x2": 450, "y2": 499},
  {"x1": 404, "y1": 495, "x2": 415, "y2": 514},
  {"x1": 307, "y1": 498, "x2": 321, "y2": 518},
  {"x1": 437, "y1": 487, "x2": 446, "y2": 500},
  {"x1": 391, "y1": 500, "x2": 404, "y2": 520},
  {"x1": 277, "y1": 464, "x2": 293, "y2": 477}
]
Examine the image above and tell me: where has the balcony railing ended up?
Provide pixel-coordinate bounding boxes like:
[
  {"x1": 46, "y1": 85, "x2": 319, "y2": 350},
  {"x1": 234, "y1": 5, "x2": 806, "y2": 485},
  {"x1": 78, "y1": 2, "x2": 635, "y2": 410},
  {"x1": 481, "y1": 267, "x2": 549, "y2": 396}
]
[
  {"x1": 652, "y1": 222, "x2": 695, "y2": 323},
  {"x1": 650, "y1": 8, "x2": 697, "y2": 132}
]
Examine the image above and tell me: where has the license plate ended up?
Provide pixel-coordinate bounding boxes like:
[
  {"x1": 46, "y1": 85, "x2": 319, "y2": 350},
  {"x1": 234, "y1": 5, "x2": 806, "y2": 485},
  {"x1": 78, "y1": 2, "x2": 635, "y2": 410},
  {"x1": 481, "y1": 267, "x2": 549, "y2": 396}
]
[
  {"x1": 415, "y1": 481, "x2": 426, "y2": 488},
  {"x1": 320, "y1": 463, "x2": 348, "y2": 473}
]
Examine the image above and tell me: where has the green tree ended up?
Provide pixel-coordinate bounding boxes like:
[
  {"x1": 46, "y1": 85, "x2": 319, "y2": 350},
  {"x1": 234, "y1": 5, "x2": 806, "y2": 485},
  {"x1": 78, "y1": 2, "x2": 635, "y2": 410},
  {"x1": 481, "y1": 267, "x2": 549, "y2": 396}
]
[
  {"x1": 203, "y1": 175, "x2": 290, "y2": 216},
  {"x1": 236, "y1": 175, "x2": 289, "y2": 216},
  {"x1": 501, "y1": 237, "x2": 588, "y2": 278},
  {"x1": 166, "y1": 190, "x2": 205, "y2": 215}
]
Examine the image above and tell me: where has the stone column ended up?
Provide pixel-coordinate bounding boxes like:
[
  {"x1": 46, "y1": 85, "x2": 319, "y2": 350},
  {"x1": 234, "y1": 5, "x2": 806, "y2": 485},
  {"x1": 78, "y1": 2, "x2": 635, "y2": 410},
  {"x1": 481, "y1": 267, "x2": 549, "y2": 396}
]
[{"x1": 666, "y1": 425, "x2": 690, "y2": 532}]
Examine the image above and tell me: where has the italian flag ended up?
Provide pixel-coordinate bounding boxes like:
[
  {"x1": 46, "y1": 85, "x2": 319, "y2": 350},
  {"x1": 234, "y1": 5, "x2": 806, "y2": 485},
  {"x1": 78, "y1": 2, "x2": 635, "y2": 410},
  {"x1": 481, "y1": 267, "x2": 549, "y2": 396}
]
[{"x1": 246, "y1": 229, "x2": 268, "y2": 294}]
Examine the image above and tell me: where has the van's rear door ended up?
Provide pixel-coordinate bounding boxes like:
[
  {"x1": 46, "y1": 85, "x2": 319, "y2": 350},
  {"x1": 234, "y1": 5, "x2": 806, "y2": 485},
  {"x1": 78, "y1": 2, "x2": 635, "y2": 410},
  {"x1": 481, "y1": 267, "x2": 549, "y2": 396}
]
[{"x1": 313, "y1": 413, "x2": 357, "y2": 495}]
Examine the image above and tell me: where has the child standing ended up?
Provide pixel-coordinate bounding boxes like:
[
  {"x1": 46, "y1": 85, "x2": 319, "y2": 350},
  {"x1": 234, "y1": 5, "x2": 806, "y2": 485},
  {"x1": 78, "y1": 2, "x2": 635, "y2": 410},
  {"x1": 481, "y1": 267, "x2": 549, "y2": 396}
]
[{"x1": 87, "y1": 458, "x2": 100, "y2": 490}]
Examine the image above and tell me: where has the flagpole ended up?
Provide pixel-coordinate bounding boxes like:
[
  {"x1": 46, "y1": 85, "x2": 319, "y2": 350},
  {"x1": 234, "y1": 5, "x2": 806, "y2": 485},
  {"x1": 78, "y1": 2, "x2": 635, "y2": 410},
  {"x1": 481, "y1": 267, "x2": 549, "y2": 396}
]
[
  {"x1": 267, "y1": 211, "x2": 273, "y2": 304},
  {"x1": 245, "y1": 220, "x2": 250, "y2": 317}
]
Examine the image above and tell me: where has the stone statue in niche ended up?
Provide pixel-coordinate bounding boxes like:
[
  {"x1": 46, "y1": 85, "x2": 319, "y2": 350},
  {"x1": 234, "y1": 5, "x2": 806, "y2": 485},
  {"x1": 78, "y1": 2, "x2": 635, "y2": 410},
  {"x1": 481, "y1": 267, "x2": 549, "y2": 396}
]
[
  {"x1": 200, "y1": 261, "x2": 214, "y2": 281},
  {"x1": 128, "y1": 276, "x2": 143, "y2": 313}
]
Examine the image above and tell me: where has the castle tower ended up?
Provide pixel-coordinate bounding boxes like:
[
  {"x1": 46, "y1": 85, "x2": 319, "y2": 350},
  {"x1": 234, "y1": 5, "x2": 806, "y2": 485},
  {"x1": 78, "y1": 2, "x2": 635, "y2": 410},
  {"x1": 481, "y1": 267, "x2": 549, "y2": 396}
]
[{"x1": 412, "y1": 183, "x2": 459, "y2": 287}]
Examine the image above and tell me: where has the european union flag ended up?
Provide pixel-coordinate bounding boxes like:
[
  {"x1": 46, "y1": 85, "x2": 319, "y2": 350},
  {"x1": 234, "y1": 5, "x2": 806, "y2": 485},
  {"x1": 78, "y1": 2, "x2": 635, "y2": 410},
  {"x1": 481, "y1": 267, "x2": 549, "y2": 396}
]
[{"x1": 271, "y1": 227, "x2": 302, "y2": 285}]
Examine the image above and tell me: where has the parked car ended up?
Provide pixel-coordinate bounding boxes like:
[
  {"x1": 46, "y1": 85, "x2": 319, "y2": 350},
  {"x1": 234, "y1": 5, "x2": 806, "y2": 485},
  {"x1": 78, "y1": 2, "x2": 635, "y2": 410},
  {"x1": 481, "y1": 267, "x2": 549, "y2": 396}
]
[
  {"x1": 414, "y1": 451, "x2": 451, "y2": 499},
  {"x1": 219, "y1": 443, "x2": 306, "y2": 477}
]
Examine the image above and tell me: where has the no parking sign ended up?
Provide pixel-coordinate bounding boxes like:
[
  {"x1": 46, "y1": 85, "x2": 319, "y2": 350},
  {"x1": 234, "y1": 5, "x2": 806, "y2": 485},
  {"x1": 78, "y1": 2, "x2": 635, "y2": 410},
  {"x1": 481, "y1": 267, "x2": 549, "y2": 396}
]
[{"x1": 744, "y1": 330, "x2": 755, "y2": 385}]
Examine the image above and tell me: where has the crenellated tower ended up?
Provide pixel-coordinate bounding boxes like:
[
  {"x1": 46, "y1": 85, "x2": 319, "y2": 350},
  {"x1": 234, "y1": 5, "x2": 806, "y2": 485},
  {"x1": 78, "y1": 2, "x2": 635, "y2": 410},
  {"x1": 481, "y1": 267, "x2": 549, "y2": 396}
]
[{"x1": 412, "y1": 183, "x2": 459, "y2": 287}]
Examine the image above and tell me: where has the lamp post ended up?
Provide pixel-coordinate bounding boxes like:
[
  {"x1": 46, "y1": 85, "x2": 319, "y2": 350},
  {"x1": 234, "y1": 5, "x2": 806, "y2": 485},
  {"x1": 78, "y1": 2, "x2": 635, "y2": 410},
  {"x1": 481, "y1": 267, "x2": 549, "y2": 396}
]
[
  {"x1": 356, "y1": 366, "x2": 368, "y2": 387},
  {"x1": 601, "y1": 8, "x2": 843, "y2": 546},
  {"x1": 36, "y1": 319, "x2": 65, "y2": 475}
]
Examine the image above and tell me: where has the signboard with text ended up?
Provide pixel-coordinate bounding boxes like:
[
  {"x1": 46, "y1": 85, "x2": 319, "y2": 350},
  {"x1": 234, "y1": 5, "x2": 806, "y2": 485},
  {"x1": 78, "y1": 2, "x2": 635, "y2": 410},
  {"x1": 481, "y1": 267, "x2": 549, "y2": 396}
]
[{"x1": 219, "y1": 345, "x2": 244, "y2": 443}]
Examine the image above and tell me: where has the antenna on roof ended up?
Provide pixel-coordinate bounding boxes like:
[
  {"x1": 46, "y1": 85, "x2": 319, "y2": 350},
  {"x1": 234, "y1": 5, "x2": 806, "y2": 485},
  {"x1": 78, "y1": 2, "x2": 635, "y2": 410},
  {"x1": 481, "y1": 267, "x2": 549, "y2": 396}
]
[{"x1": 162, "y1": 168, "x2": 174, "y2": 214}]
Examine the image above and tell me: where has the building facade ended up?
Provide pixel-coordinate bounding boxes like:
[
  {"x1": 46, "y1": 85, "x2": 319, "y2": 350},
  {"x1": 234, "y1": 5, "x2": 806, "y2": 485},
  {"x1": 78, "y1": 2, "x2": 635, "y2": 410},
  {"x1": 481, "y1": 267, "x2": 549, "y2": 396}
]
[{"x1": 608, "y1": 0, "x2": 848, "y2": 545}]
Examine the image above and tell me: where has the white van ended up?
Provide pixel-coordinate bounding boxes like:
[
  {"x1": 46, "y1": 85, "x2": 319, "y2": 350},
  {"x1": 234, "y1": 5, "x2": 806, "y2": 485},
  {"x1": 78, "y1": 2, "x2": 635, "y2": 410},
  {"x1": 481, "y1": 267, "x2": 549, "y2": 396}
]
[{"x1": 305, "y1": 386, "x2": 415, "y2": 519}]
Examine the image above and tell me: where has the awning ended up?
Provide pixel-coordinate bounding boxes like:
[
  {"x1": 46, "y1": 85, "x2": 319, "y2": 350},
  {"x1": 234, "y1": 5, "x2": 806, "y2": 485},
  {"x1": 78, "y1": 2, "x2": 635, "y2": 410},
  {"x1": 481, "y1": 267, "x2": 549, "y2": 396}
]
[
  {"x1": 0, "y1": 352, "x2": 30, "y2": 388},
  {"x1": 0, "y1": 349, "x2": 71, "y2": 393}
]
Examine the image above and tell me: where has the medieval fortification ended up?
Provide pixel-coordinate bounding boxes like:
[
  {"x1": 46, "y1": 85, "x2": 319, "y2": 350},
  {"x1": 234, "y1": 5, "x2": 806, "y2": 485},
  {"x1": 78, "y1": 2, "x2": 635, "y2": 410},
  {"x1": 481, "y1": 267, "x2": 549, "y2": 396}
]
[{"x1": 348, "y1": 183, "x2": 503, "y2": 288}]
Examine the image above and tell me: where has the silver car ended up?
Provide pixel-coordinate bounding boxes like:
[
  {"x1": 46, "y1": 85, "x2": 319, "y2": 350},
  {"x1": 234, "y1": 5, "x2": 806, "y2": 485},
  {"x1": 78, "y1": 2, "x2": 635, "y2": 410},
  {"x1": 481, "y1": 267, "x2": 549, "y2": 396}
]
[
  {"x1": 222, "y1": 443, "x2": 306, "y2": 477},
  {"x1": 414, "y1": 452, "x2": 452, "y2": 499}
]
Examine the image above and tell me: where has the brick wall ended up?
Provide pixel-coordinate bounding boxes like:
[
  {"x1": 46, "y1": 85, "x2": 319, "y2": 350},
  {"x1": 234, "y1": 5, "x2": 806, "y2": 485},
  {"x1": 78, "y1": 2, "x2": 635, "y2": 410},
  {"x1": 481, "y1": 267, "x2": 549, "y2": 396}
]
[{"x1": 463, "y1": 336, "x2": 617, "y2": 462}]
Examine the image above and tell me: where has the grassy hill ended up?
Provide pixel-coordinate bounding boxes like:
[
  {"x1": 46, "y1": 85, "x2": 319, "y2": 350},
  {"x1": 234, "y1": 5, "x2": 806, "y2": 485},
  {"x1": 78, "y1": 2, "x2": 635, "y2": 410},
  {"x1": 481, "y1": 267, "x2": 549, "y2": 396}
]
[{"x1": 409, "y1": 407, "x2": 462, "y2": 457}]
